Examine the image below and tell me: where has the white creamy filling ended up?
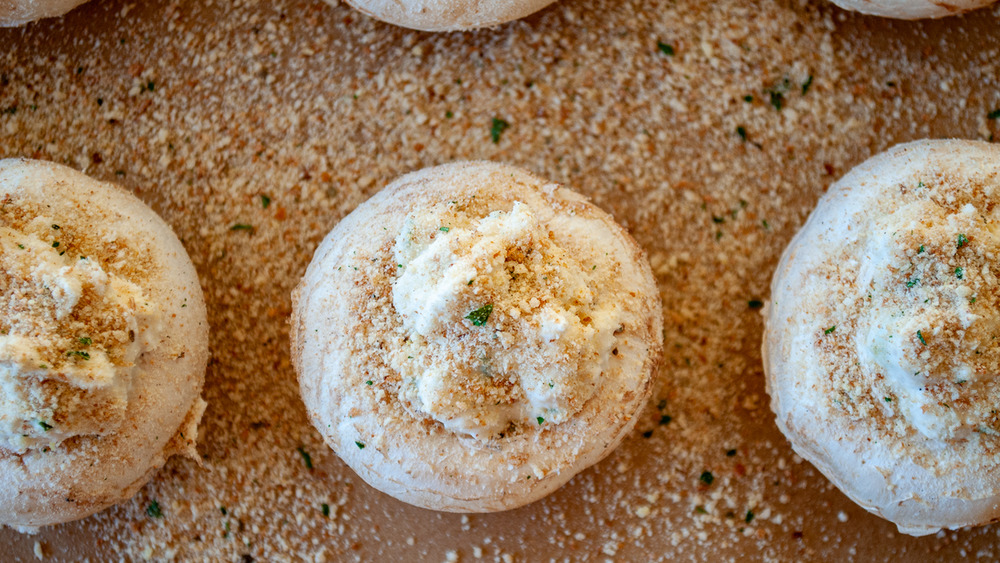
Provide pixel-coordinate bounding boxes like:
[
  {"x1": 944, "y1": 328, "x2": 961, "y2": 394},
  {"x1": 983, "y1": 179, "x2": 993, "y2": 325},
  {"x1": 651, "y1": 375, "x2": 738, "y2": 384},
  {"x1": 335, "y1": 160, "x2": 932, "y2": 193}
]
[
  {"x1": 390, "y1": 201, "x2": 621, "y2": 440},
  {"x1": 0, "y1": 222, "x2": 161, "y2": 453},
  {"x1": 853, "y1": 201, "x2": 998, "y2": 442}
]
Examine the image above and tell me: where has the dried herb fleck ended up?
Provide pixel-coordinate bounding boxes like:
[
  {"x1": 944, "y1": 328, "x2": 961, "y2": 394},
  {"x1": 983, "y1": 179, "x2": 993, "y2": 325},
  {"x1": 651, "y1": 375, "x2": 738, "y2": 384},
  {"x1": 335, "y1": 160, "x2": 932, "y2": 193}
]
[
  {"x1": 297, "y1": 446, "x2": 313, "y2": 469},
  {"x1": 146, "y1": 500, "x2": 163, "y2": 518},
  {"x1": 465, "y1": 304, "x2": 494, "y2": 326},
  {"x1": 490, "y1": 117, "x2": 509, "y2": 144}
]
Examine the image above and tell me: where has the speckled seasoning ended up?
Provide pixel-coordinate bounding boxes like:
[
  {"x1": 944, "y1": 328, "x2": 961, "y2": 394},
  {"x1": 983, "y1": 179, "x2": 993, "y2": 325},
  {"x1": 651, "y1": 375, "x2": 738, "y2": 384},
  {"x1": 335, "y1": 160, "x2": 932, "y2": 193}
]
[{"x1": 2, "y1": 0, "x2": 1000, "y2": 560}]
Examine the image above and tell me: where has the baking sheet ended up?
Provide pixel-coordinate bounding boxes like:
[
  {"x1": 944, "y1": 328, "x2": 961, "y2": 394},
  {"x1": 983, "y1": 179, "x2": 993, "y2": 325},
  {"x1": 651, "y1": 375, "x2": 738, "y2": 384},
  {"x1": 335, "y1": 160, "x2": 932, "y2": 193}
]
[{"x1": 2, "y1": 0, "x2": 1000, "y2": 560}]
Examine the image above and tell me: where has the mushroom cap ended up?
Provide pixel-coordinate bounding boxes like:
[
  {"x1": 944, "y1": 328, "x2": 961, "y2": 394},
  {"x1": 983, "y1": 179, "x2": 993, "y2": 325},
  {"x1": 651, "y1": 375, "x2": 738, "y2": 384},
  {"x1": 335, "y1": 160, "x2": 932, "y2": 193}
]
[
  {"x1": 0, "y1": 159, "x2": 209, "y2": 530},
  {"x1": 292, "y1": 161, "x2": 662, "y2": 512},
  {"x1": 764, "y1": 140, "x2": 1000, "y2": 536},
  {"x1": 827, "y1": 0, "x2": 995, "y2": 19},
  {"x1": 340, "y1": 0, "x2": 558, "y2": 31},
  {"x1": 0, "y1": 0, "x2": 91, "y2": 27}
]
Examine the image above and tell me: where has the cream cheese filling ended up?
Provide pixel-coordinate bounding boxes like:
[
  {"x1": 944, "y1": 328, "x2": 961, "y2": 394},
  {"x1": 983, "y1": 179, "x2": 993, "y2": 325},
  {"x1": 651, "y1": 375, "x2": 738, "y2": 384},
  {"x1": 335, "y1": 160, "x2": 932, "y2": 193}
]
[
  {"x1": 390, "y1": 201, "x2": 623, "y2": 440},
  {"x1": 853, "y1": 201, "x2": 1000, "y2": 442},
  {"x1": 0, "y1": 219, "x2": 161, "y2": 453}
]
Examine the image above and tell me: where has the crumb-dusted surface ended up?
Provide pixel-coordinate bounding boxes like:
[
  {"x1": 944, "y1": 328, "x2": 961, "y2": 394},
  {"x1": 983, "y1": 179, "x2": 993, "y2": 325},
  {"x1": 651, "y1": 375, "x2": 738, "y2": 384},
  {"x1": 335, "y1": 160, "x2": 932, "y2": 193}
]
[
  {"x1": 764, "y1": 140, "x2": 1000, "y2": 536},
  {"x1": 0, "y1": 158, "x2": 209, "y2": 531},
  {"x1": 292, "y1": 161, "x2": 662, "y2": 512},
  {"x1": 2, "y1": 0, "x2": 1000, "y2": 560}
]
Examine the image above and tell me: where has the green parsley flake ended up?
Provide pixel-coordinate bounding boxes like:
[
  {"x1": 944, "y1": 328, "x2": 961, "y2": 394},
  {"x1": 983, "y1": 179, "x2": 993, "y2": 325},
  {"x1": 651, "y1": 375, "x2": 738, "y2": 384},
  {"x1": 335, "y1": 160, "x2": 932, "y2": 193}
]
[
  {"x1": 905, "y1": 278, "x2": 919, "y2": 288},
  {"x1": 321, "y1": 503, "x2": 330, "y2": 517},
  {"x1": 657, "y1": 41, "x2": 675, "y2": 56},
  {"x1": 51, "y1": 241, "x2": 59, "y2": 248},
  {"x1": 884, "y1": 397, "x2": 892, "y2": 402},
  {"x1": 78, "y1": 337, "x2": 92, "y2": 346},
  {"x1": 66, "y1": 350, "x2": 90, "y2": 360},
  {"x1": 659, "y1": 415, "x2": 672, "y2": 426},
  {"x1": 465, "y1": 304, "x2": 494, "y2": 326},
  {"x1": 490, "y1": 117, "x2": 510, "y2": 144},
  {"x1": 38, "y1": 420, "x2": 53, "y2": 431},
  {"x1": 439, "y1": 226, "x2": 450, "y2": 232},
  {"x1": 801, "y1": 75, "x2": 813, "y2": 95},
  {"x1": 146, "y1": 500, "x2": 163, "y2": 518},
  {"x1": 957, "y1": 233, "x2": 968, "y2": 248},
  {"x1": 51, "y1": 224, "x2": 60, "y2": 230},
  {"x1": 824, "y1": 325, "x2": 836, "y2": 335},
  {"x1": 355, "y1": 441, "x2": 365, "y2": 449},
  {"x1": 917, "y1": 330, "x2": 927, "y2": 346},
  {"x1": 536, "y1": 417, "x2": 545, "y2": 425},
  {"x1": 918, "y1": 245, "x2": 925, "y2": 254},
  {"x1": 700, "y1": 471, "x2": 714, "y2": 486},
  {"x1": 769, "y1": 91, "x2": 783, "y2": 111},
  {"x1": 748, "y1": 300, "x2": 764, "y2": 309},
  {"x1": 261, "y1": 195, "x2": 271, "y2": 208},
  {"x1": 745, "y1": 510, "x2": 755, "y2": 523},
  {"x1": 230, "y1": 224, "x2": 254, "y2": 232},
  {"x1": 955, "y1": 267, "x2": 964, "y2": 279},
  {"x1": 737, "y1": 126, "x2": 747, "y2": 141},
  {"x1": 297, "y1": 446, "x2": 313, "y2": 469},
  {"x1": 989, "y1": 109, "x2": 1000, "y2": 120}
]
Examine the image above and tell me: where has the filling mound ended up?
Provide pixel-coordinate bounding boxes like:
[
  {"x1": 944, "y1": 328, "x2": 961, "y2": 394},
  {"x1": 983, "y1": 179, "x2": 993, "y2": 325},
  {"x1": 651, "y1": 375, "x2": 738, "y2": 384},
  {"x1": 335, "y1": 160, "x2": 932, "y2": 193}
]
[
  {"x1": 0, "y1": 217, "x2": 160, "y2": 453},
  {"x1": 853, "y1": 200, "x2": 1000, "y2": 442},
  {"x1": 389, "y1": 200, "x2": 626, "y2": 441}
]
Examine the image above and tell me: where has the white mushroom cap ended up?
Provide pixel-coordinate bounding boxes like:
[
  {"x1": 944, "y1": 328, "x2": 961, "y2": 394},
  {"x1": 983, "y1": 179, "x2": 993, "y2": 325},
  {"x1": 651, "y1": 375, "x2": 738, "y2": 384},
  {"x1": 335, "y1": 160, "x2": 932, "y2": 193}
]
[
  {"x1": 764, "y1": 140, "x2": 1000, "y2": 536},
  {"x1": 0, "y1": 159, "x2": 209, "y2": 531},
  {"x1": 827, "y1": 0, "x2": 995, "y2": 19},
  {"x1": 339, "y1": 0, "x2": 558, "y2": 31},
  {"x1": 292, "y1": 161, "x2": 662, "y2": 512},
  {"x1": 0, "y1": 0, "x2": 91, "y2": 27}
]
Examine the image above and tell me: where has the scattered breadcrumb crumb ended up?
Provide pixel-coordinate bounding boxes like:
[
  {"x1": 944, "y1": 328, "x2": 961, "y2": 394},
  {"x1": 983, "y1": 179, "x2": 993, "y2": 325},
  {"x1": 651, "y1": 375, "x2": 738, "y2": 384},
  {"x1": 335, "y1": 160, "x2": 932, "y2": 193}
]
[{"x1": 1, "y1": 0, "x2": 1000, "y2": 560}]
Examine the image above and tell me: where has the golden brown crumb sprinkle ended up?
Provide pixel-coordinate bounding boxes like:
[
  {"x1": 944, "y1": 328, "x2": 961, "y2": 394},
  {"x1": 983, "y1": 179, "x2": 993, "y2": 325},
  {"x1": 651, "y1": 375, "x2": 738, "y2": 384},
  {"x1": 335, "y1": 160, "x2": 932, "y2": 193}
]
[{"x1": 2, "y1": 0, "x2": 1000, "y2": 560}]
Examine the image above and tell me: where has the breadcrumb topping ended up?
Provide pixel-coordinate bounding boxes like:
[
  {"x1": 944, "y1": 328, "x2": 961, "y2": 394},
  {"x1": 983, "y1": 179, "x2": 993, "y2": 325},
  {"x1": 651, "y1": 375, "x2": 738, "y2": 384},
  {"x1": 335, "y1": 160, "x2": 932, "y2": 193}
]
[
  {"x1": 812, "y1": 171, "x2": 1000, "y2": 465},
  {"x1": 0, "y1": 204, "x2": 159, "y2": 453},
  {"x1": 3, "y1": 0, "x2": 1000, "y2": 560},
  {"x1": 391, "y1": 198, "x2": 628, "y2": 439}
]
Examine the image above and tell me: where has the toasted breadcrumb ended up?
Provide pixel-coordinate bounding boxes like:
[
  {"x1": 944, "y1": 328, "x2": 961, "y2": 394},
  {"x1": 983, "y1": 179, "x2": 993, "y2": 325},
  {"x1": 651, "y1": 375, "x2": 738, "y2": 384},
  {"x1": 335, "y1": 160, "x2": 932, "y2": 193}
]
[{"x1": 1, "y1": 0, "x2": 1000, "y2": 560}]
